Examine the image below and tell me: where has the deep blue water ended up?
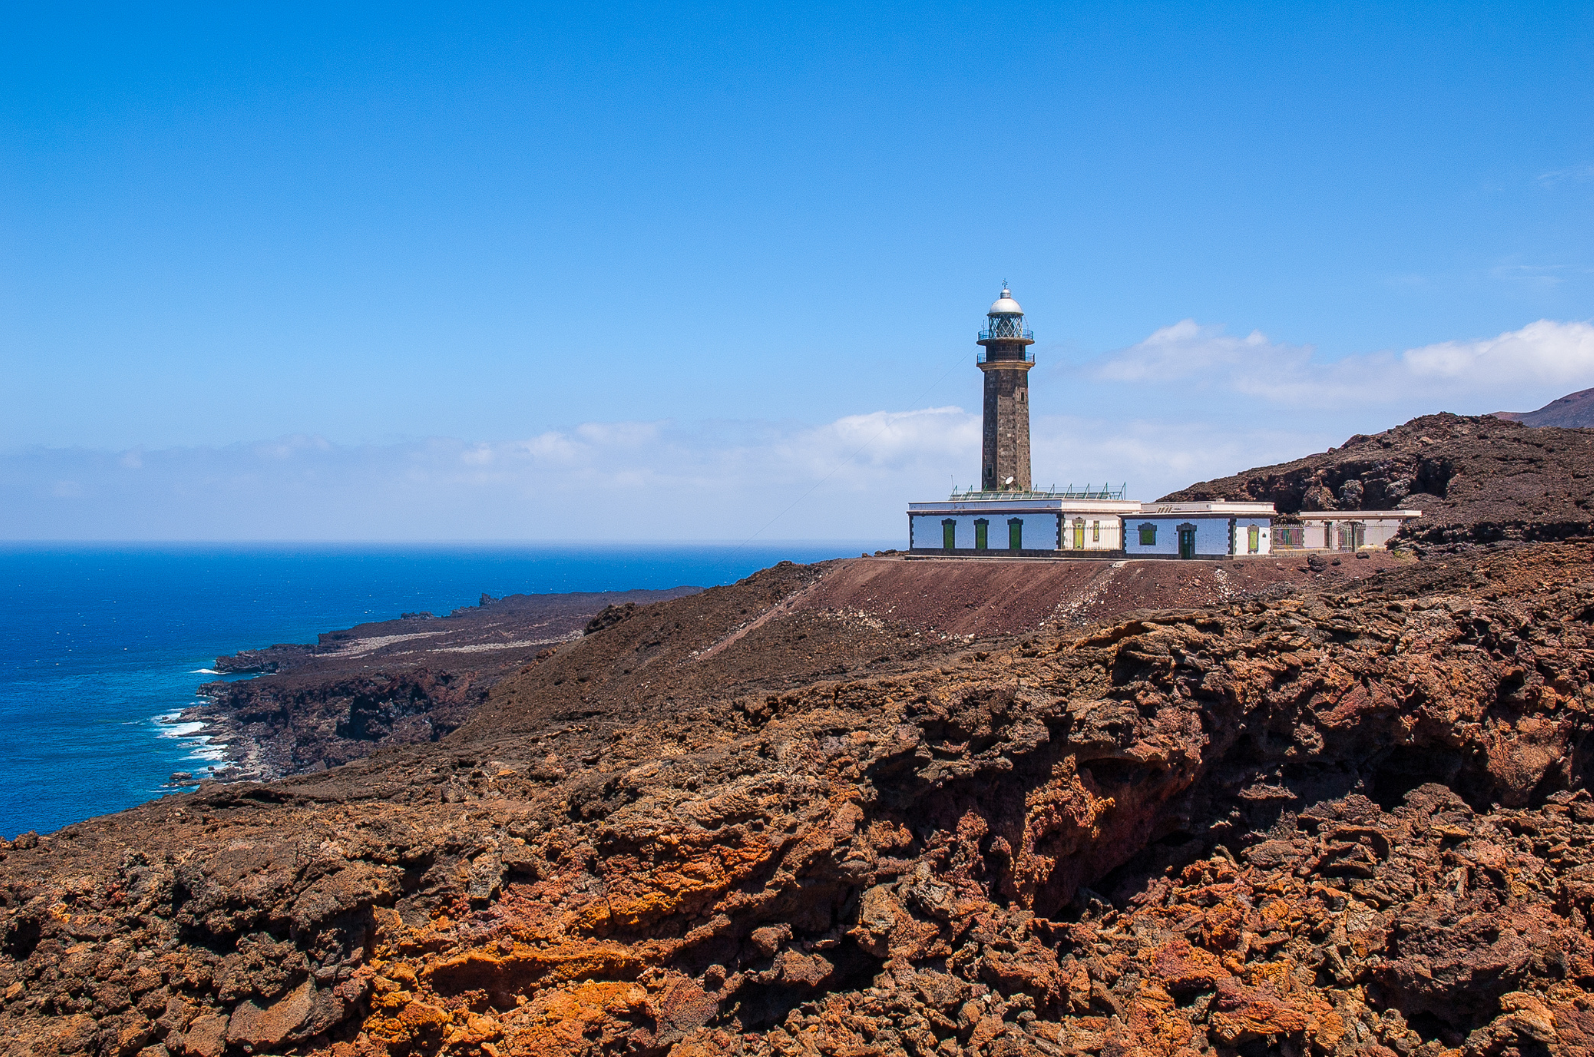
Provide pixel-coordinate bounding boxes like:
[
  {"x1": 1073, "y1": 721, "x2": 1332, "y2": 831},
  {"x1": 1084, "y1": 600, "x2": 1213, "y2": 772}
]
[{"x1": 0, "y1": 543, "x2": 883, "y2": 838}]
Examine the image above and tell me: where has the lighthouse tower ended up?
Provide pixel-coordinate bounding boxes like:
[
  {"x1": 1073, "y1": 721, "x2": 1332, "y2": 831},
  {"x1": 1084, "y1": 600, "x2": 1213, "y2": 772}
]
[{"x1": 977, "y1": 284, "x2": 1035, "y2": 492}]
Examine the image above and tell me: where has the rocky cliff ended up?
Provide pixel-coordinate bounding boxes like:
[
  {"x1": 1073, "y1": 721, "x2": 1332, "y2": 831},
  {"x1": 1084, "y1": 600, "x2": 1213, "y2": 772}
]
[
  {"x1": 1158, "y1": 412, "x2": 1594, "y2": 546},
  {"x1": 182, "y1": 588, "x2": 700, "y2": 782},
  {"x1": 6, "y1": 544, "x2": 1594, "y2": 1057}
]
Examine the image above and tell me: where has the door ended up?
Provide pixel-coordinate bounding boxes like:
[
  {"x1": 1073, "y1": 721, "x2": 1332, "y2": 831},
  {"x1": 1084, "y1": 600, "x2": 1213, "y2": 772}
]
[
  {"x1": 1008, "y1": 518, "x2": 1023, "y2": 550},
  {"x1": 1247, "y1": 524, "x2": 1260, "y2": 554},
  {"x1": 942, "y1": 519, "x2": 956, "y2": 550},
  {"x1": 1351, "y1": 523, "x2": 1365, "y2": 550},
  {"x1": 974, "y1": 519, "x2": 989, "y2": 551},
  {"x1": 1178, "y1": 526, "x2": 1196, "y2": 560},
  {"x1": 1072, "y1": 518, "x2": 1085, "y2": 550}
]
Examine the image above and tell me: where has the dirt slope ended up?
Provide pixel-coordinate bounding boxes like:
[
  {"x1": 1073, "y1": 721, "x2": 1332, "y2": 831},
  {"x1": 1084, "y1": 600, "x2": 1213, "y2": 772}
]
[
  {"x1": 7, "y1": 546, "x2": 1594, "y2": 1057},
  {"x1": 796, "y1": 553, "x2": 1402, "y2": 636},
  {"x1": 1160, "y1": 412, "x2": 1594, "y2": 546}
]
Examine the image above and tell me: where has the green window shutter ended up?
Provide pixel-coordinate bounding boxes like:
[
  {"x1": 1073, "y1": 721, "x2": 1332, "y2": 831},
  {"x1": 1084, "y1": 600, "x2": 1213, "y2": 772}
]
[
  {"x1": 1008, "y1": 518, "x2": 1023, "y2": 550},
  {"x1": 942, "y1": 519, "x2": 956, "y2": 549},
  {"x1": 974, "y1": 519, "x2": 989, "y2": 550},
  {"x1": 1138, "y1": 523, "x2": 1157, "y2": 546}
]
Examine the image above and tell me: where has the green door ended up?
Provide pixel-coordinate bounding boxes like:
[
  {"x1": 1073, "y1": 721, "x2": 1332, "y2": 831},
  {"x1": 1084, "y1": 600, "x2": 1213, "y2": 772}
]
[
  {"x1": 942, "y1": 519, "x2": 956, "y2": 550},
  {"x1": 1008, "y1": 518, "x2": 1023, "y2": 550},
  {"x1": 974, "y1": 519, "x2": 989, "y2": 550},
  {"x1": 1178, "y1": 526, "x2": 1196, "y2": 559}
]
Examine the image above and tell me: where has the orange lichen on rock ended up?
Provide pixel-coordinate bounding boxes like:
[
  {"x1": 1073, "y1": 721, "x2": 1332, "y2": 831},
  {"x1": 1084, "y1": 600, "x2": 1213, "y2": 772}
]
[{"x1": 9, "y1": 544, "x2": 1594, "y2": 1056}]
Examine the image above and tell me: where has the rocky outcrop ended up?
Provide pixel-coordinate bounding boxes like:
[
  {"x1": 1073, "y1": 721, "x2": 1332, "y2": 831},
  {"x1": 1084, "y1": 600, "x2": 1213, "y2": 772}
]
[
  {"x1": 1159, "y1": 412, "x2": 1594, "y2": 547},
  {"x1": 183, "y1": 588, "x2": 700, "y2": 782},
  {"x1": 7, "y1": 544, "x2": 1594, "y2": 1056}
]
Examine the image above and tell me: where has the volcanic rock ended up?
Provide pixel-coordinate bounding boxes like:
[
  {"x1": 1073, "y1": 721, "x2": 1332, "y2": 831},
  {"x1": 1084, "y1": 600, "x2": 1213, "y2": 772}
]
[
  {"x1": 186, "y1": 587, "x2": 700, "y2": 782},
  {"x1": 1160, "y1": 411, "x2": 1594, "y2": 546},
  {"x1": 7, "y1": 545, "x2": 1594, "y2": 1055}
]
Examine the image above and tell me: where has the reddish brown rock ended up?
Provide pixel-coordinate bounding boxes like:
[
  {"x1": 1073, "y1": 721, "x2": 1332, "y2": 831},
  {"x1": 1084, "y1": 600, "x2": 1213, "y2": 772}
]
[
  {"x1": 1161, "y1": 410, "x2": 1594, "y2": 546},
  {"x1": 7, "y1": 545, "x2": 1594, "y2": 1056}
]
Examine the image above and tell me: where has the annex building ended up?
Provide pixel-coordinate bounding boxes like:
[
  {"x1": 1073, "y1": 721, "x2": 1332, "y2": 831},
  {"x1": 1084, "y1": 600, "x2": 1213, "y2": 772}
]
[{"x1": 905, "y1": 287, "x2": 1420, "y2": 559}]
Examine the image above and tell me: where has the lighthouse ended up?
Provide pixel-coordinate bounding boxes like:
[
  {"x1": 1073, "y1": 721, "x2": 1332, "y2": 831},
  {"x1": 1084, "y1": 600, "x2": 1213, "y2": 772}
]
[
  {"x1": 977, "y1": 284, "x2": 1035, "y2": 491},
  {"x1": 906, "y1": 284, "x2": 1281, "y2": 557}
]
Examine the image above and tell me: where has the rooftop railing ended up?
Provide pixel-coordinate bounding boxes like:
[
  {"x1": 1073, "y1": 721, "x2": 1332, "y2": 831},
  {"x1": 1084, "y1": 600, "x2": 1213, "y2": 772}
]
[
  {"x1": 978, "y1": 324, "x2": 1035, "y2": 341},
  {"x1": 946, "y1": 483, "x2": 1129, "y2": 501},
  {"x1": 976, "y1": 349, "x2": 1036, "y2": 364}
]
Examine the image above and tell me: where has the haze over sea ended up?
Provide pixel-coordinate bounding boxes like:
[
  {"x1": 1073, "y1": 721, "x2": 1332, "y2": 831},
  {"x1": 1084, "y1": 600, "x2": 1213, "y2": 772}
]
[{"x1": 0, "y1": 543, "x2": 881, "y2": 838}]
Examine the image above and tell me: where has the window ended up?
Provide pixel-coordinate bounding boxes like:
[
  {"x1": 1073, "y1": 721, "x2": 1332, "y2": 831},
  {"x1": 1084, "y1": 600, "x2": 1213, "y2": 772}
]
[
  {"x1": 1092, "y1": 520, "x2": 1100, "y2": 542},
  {"x1": 942, "y1": 519, "x2": 956, "y2": 550},
  {"x1": 1138, "y1": 523, "x2": 1157, "y2": 546},
  {"x1": 1008, "y1": 518, "x2": 1023, "y2": 550},
  {"x1": 974, "y1": 518, "x2": 989, "y2": 551},
  {"x1": 1247, "y1": 524, "x2": 1260, "y2": 553}
]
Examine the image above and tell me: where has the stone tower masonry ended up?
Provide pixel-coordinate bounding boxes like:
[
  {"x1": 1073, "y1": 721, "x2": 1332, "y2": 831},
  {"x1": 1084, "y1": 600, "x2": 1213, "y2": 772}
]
[{"x1": 977, "y1": 284, "x2": 1035, "y2": 491}]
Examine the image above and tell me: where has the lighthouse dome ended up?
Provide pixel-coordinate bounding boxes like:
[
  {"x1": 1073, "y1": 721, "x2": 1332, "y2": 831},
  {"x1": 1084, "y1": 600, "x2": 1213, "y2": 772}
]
[{"x1": 988, "y1": 287, "x2": 1023, "y2": 316}]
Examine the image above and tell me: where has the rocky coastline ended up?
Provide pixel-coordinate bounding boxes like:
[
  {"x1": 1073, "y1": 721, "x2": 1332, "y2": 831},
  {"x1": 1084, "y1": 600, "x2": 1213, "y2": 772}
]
[
  {"x1": 173, "y1": 587, "x2": 700, "y2": 784},
  {"x1": 11, "y1": 413, "x2": 1594, "y2": 1056}
]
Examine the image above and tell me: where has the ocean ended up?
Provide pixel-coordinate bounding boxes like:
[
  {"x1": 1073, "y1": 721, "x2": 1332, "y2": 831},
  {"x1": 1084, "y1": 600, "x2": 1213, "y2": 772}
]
[{"x1": 0, "y1": 542, "x2": 883, "y2": 838}]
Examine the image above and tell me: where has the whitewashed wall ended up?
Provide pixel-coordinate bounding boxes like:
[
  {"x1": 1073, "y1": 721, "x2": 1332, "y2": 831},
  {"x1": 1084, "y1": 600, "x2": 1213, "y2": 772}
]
[
  {"x1": 1361, "y1": 519, "x2": 1406, "y2": 547},
  {"x1": 1234, "y1": 517, "x2": 1271, "y2": 555},
  {"x1": 1057, "y1": 516, "x2": 1124, "y2": 552},
  {"x1": 1122, "y1": 517, "x2": 1232, "y2": 557},
  {"x1": 910, "y1": 513, "x2": 1062, "y2": 551},
  {"x1": 1290, "y1": 517, "x2": 1410, "y2": 550}
]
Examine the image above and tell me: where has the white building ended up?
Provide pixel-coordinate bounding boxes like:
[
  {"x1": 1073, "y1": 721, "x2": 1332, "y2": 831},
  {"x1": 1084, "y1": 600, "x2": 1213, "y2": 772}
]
[
  {"x1": 1274, "y1": 510, "x2": 1424, "y2": 551},
  {"x1": 908, "y1": 494, "x2": 1278, "y2": 559},
  {"x1": 1123, "y1": 502, "x2": 1277, "y2": 559},
  {"x1": 908, "y1": 492, "x2": 1142, "y2": 555},
  {"x1": 902, "y1": 287, "x2": 1413, "y2": 560}
]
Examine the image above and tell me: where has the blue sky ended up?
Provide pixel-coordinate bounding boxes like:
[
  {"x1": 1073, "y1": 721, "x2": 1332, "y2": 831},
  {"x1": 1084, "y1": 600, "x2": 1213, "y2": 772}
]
[{"x1": 3, "y1": 2, "x2": 1593, "y2": 540}]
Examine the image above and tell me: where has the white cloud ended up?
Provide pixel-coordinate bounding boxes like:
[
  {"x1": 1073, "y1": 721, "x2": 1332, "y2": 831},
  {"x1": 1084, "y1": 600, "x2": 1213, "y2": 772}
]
[
  {"x1": 1538, "y1": 164, "x2": 1594, "y2": 188},
  {"x1": 0, "y1": 406, "x2": 1318, "y2": 541},
  {"x1": 1402, "y1": 319, "x2": 1594, "y2": 387},
  {"x1": 1487, "y1": 263, "x2": 1569, "y2": 290},
  {"x1": 19, "y1": 315, "x2": 1585, "y2": 542},
  {"x1": 1092, "y1": 318, "x2": 1594, "y2": 410}
]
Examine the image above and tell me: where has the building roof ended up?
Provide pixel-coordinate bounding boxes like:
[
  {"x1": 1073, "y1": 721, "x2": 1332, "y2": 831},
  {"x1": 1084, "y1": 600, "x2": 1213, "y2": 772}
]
[
  {"x1": 908, "y1": 498, "x2": 1279, "y2": 516},
  {"x1": 1293, "y1": 509, "x2": 1424, "y2": 520},
  {"x1": 1138, "y1": 501, "x2": 1277, "y2": 516},
  {"x1": 908, "y1": 498, "x2": 1144, "y2": 515},
  {"x1": 988, "y1": 286, "x2": 1023, "y2": 316}
]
